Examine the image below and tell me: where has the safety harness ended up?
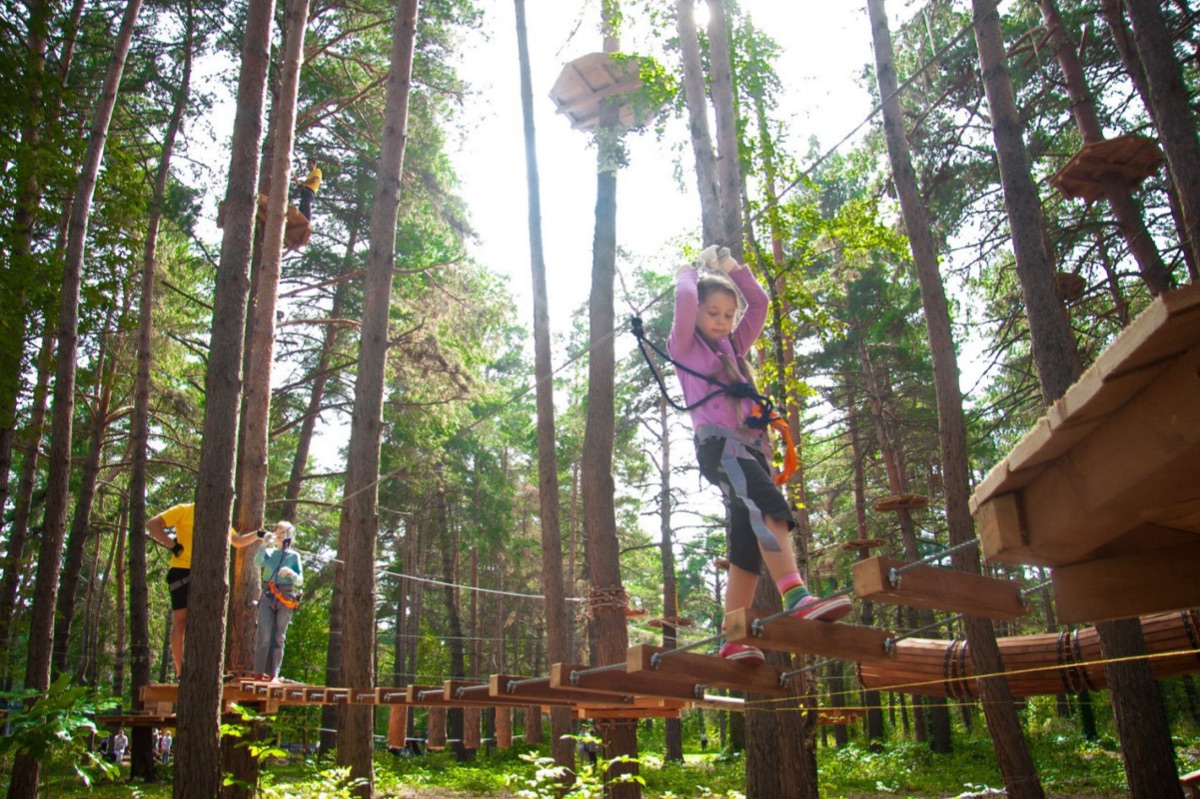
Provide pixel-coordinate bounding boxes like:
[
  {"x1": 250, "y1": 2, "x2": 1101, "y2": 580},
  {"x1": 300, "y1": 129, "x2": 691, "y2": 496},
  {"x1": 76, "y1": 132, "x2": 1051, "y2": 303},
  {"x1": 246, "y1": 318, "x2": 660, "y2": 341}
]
[
  {"x1": 264, "y1": 546, "x2": 301, "y2": 610},
  {"x1": 631, "y1": 316, "x2": 802, "y2": 554},
  {"x1": 630, "y1": 316, "x2": 798, "y2": 486}
]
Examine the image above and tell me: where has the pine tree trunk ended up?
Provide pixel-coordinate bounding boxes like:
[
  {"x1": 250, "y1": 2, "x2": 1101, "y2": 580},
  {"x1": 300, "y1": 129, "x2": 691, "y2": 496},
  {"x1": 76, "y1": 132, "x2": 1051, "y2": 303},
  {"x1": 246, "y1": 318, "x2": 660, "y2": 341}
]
[
  {"x1": 872, "y1": 2, "x2": 1044, "y2": 795},
  {"x1": 335, "y1": 3, "x2": 420, "y2": 794},
  {"x1": 127, "y1": 4, "x2": 193, "y2": 778},
  {"x1": 707, "y1": 0, "x2": 741, "y2": 249},
  {"x1": 52, "y1": 312, "x2": 121, "y2": 679},
  {"x1": 1036, "y1": 0, "x2": 1171, "y2": 294},
  {"x1": 578, "y1": 8, "x2": 639, "y2": 796},
  {"x1": 173, "y1": 0, "x2": 273, "y2": 794},
  {"x1": 1098, "y1": 0, "x2": 1199, "y2": 281},
  {"x1": 971, "y1": 0, "x2": 1076, "y2": 403},
  {"x1": 675, "y1": 0, "x2": 722, "y2": 245},
  {"x1": 513, "y1": 0, "x2": 574, "y2": 773},
  {"x1": 281, "y1": 231, "x2": 357, "y2": 523},
  {"x1": 6, "y1": 0, "x2": 143, "y2": 793},
  {"x1": 0, "y1": 323, "x2": 52, "y2": 684},
  {"x1": 976, "y1": 2, "x2": 1183, "y2": 796},
  {"x1": 1121, "y1": 0, "x2": 1200, "y2": 273}
]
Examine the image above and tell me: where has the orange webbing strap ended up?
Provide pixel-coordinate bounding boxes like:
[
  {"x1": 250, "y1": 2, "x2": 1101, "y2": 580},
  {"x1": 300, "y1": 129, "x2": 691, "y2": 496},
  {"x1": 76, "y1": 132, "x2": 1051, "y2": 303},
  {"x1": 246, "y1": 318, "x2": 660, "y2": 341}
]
[
  {"x1": 749, "y1": 405, "x2": 799, "y2": 486},
  {"x1": 769, "y1": 416, "x2": 798, "y2": 486},
  {"x1": 268, "y1": 580, "x2": 300, "y2": 610}
]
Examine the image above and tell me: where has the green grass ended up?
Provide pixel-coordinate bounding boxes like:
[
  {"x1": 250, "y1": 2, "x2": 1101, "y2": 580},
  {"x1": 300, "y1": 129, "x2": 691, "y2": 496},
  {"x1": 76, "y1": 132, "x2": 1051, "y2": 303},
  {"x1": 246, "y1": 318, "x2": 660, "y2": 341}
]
[{"x1": 10, "y1": 725, "x2": 1197, "y2": 797}]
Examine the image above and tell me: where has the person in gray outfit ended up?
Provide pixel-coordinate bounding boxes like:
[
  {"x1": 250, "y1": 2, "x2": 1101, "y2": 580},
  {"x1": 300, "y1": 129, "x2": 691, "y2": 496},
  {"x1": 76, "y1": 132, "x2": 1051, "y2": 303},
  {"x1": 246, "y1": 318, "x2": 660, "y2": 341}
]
[{"x1": 254, "y1": 521, "x2": 304, "y2": 680}]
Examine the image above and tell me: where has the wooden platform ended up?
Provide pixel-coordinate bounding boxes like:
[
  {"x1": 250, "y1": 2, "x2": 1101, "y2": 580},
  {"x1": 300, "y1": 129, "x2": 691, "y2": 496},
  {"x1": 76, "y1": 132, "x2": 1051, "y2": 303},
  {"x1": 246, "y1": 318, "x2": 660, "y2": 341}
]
[
  {"x1": 851, "y1": 557, "x2": 1029, "y2": 620},
  {"x1": 970, "y1": 283, "x2": 1200, "y2": 623},
  {"x1": 216, "y1": 193, "x2": 312, "y2": 250},
  {"x1": 548, "y1": 52, "x2": 648, "y2": 132},
  {"x1": 1049, "y1": 133, "x2": 1164, "y2": 202}
]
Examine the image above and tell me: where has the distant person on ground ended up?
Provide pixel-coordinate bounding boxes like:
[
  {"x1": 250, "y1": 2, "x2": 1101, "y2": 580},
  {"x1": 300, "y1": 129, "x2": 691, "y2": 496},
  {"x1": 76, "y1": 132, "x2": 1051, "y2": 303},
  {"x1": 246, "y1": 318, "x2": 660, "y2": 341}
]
[
  {"x1": 294, "y1": 157, "x2": 322, "y2": 220},
  {"x1": 159, "y1": 729, "x2": 173, "y2": 764},
  {"x1": 146, "y1": 503, "x2": 265, "y2": 677},
  {"x1": 254, "y1": 520, "x2": 304, "y2": 681},
  {"x1": 668, "y1": 245, "x2": 852, "y2": 665},
  {"x1": 112, "y1": 728, "x2": 128, "y2": 763}
]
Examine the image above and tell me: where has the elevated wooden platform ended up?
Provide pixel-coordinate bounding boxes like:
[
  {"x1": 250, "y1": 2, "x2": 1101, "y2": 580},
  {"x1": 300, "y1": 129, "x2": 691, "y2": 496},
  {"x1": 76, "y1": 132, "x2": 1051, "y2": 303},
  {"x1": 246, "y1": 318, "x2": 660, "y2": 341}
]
[
  {"x1": 548, "y1": 52, "x2": 648, "y2": 132},
  {"x1": 1049, "y1": 133, "x2": 1163, "y2": 202},
  {"x1": 970, "y1": 283, "x2": 1200, "y2": 623},
  {"x1": 216, "y1": 193, "x2": 311, "y2": 250},
  {"x1": 852, "y1": 557, "x2": 1029, "y2": 620}
]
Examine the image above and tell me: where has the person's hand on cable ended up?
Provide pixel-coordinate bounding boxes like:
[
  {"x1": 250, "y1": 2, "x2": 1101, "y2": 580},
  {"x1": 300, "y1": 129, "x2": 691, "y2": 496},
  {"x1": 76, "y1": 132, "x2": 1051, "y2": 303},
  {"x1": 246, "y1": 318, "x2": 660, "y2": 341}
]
[{"x1": 696, "y1": 244, "x2": 739, "y2": 274}]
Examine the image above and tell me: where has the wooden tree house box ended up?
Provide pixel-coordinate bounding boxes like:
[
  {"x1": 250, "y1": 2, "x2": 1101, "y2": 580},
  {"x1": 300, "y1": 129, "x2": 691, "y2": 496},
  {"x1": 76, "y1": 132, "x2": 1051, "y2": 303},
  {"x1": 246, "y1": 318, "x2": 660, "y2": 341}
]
[{"x1": 549, "y1": 52, "x2": 649, "y2": 132}]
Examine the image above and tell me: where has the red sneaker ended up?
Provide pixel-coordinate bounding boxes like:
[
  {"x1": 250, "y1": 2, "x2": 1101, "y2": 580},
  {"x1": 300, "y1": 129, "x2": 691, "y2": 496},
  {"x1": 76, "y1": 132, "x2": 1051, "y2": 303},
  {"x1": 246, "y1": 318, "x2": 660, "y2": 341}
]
[
  {"x1": 788, "y1": 594, "x2": 853, "y2": 622},
  {"x1": 718, "y1": 642, "x2": 765, "y2": 665}
]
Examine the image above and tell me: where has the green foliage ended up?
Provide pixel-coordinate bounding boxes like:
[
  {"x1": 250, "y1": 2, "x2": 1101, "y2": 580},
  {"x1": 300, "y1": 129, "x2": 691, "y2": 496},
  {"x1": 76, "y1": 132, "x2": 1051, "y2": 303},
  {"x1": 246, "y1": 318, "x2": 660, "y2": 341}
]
[
  {"x1": 505, "y1": 735, "x2": 645, "y2": 799},
  {"x1": 0, "y1": 674, "x2": 120, "y2": 789}
]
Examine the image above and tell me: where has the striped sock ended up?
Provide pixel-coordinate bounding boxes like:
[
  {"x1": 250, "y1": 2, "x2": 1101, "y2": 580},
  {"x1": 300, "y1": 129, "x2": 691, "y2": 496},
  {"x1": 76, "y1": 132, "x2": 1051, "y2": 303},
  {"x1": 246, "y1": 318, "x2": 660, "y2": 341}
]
[{"x1": 777, "y1": 574, "x2": 809, "y2": 609}]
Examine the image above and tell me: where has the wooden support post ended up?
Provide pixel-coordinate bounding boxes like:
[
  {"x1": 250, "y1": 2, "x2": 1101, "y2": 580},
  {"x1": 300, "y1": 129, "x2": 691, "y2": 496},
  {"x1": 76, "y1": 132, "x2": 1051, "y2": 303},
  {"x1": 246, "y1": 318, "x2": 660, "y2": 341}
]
[
  {"x1": 851, "y1": 557, "x2": 1029, "y2": 619},
  {"x1": 524, "y1": 706, "x2": 543, "y2": 744},
  {"x1": 463, "y1": 707, "x2": 482, "y2": 750},
  {"x1": 387, "y1": 705, "x2": 408, "y2": 750},
  {"x1": 426, "y1": 706, "x2": 447, "y2": 750},
  {"x1": 725, "y1": 608, "x2": 894, "y2": 660},
  {"x1": 626, "y1": 645, "x2": 790, "y2": 695},
  {"x1": 496, "y1": 706, "x2": 513, "y2": 748}
]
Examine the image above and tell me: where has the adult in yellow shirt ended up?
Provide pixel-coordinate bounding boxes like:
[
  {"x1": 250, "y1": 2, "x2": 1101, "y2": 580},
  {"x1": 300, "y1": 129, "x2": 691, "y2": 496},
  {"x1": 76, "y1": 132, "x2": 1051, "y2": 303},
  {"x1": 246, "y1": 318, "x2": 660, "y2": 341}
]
[
  {"x1": 294, "y1": 157, "x2": 321, "y2": 220},
  {"x1": 146, "y1": 503, "x2": 263, "y2": 678}
]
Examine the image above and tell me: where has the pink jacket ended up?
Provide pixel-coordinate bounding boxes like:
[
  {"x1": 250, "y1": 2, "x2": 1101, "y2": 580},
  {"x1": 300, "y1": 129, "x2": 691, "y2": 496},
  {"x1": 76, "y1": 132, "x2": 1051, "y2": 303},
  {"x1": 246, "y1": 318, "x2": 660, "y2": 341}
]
[{"x1": 666, "y1": 265, "x2": 769, "y2": 433}]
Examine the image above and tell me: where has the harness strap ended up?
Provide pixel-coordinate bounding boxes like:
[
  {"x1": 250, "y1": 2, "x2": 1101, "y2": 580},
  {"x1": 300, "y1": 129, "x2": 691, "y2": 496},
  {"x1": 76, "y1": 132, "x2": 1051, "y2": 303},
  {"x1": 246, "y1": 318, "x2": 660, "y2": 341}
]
[
  {"x1": 268, "y1": 580, "x2": 300, "y2": 610},
  {"x1": 168, "y1": 574, "x2": 193, "y2": 592},
  {"x1": 697, "y1": 425, "x2": 782, "y2": 553}
]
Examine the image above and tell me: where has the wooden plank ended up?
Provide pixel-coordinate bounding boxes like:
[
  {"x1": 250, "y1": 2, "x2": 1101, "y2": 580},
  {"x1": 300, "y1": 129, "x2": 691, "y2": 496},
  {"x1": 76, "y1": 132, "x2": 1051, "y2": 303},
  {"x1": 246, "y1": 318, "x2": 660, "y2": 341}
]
[
  {"x1": 626, "y1": 645, "x2": 790, "y2": 696},
  {"x1": 1053, "y1": 538, "x2": 1200, "y2": 623},
  {"x1": 575, "y1": 707, "x2": 682, "y2": 720},
  {"x1": 851, "y1": 557, "x2": 1028, "y2": 620},
  {"x1": 377, "y1": 688, "x2": 410, "y2": 705},
  {"x1": 549, "y1": 663, "x2": 704, "y2": 701},
  {"x1": 724, "y1": 608, "x2": 892, "y2": 660},
  {"x1": 490, "y1": 674, "x2": 625, "y2": 706},
  {"x1": 451, "y1": 683, "x2": 541, "y2": 708}
]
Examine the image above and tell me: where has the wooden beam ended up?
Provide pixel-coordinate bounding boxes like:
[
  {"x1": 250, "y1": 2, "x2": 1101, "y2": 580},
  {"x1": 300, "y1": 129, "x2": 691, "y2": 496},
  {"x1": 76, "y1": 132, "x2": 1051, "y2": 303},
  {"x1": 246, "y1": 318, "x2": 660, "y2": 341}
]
[
  {"x1": 575, "y1": 707, "x2": 682, "y2": 720},
  {"x1": 549, "y1": 663, "x2": 704, "y2": 701},
  {"x1": 975, "y1": 493, "x2": 1042, "y2": 565},
  {"x1": 1053, "y1": 537, "x2": 1200, "y2": 623},
  {"x1": 725, "y1": 608, "x2": 894, "y2": 660},
  {"x1": 851, "y1": 557, "x2": 1029, "y2": 620},
  {"x1": 489, "y1": 674, "x2": 627, "y2": 706},
  {"x1": 626, "y1": 645, "x2": 790, "y2": 695}
]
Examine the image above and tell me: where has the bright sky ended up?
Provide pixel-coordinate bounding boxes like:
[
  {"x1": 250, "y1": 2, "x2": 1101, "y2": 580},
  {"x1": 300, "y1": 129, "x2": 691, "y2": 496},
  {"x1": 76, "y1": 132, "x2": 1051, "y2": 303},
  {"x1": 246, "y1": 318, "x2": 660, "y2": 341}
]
[{"x1": 451, "y1": 1, "x2": 916, "y2": 329}]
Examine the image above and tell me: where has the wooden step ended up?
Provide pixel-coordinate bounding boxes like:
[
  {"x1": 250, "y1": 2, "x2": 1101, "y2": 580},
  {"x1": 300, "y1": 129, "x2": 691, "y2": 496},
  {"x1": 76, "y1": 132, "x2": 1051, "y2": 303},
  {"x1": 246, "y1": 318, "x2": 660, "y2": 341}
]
[
  {"x1": 725, "y1": 608, "x2": 892, "y2": 661},
  {"x1": 626, "y1": 644, "x2": 790, "y2": 695},
  {"x1": 550, "y1": 662, "x2": 704, "y2": 702},
  {"x1": 852, "y1": 556, "x2": 1028, "y2": 619},
  {"x1": 489, "y1": 674, "x2": 633, "y2": 706}
]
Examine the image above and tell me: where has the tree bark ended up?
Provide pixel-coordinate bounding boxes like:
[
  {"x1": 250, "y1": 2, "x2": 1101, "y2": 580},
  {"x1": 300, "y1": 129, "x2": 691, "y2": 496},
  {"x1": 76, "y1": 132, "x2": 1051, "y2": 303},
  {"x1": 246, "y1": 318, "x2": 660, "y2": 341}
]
[
  {"x1": 513, "y1": 0, "x2": 574, "y2": 774},
  {"x1": 334, "y1": 2, "x2": 420, "y2": 794},
  {"x1": 675, "y1": 0, "x2": 722, "y2": 245},
  {"x1": 871, "y1": 2, "x2": 1045, "y2": 795},
  {"x1": 6, "y1": 0, "x2": 144, "y2": 793},
  {"x1": 1122, "y1": 0, "x2": 1200, "y2": 273},
  {"x1": 127, "y1": 3, "x2": 194, "y2": 778},
  {"x1": 971, "y1": 0, "x2": 1076, "y2": 404},
  {"x1": 971, "y1": 3, "x2": 1180, "y2": 797},
  {"x1": 173, "y1": 0, "x2": 273, "y2": 794},
  {"x1": 706, "y1": 0, "x2": 741, "y2": 250},
  {"x1": 1036, "y1": 0, "x2": 1171, "y2": 294},
  {"x1": 581, "y1": 11, "x2": 639, "y2": 794},
  {"x1": 1098, "y1": 0, "x2": 1198, "y2": 281}
]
